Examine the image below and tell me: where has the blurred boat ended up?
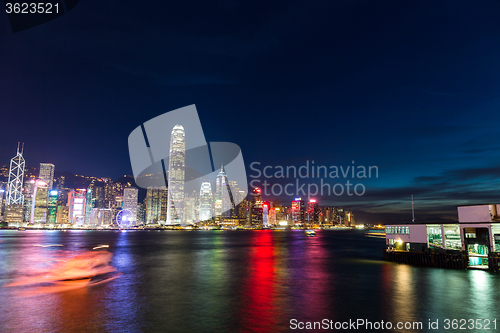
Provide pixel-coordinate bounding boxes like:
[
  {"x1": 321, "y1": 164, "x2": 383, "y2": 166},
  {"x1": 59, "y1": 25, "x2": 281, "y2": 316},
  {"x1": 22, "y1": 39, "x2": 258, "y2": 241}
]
[
  {"x1": 305, "y1": 229, "x2": 316, "y2": 237},
  {"x1": 4, "y1": 250, "x2": 121, "y2": 294}
]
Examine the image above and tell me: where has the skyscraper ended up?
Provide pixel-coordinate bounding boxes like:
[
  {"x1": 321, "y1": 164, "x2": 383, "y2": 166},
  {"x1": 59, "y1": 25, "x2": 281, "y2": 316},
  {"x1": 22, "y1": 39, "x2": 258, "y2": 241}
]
[
  {"x1": 249, "y1": 188, "x2": 263, "y2": 226},
  {"x1": 39, "y1": 163, "x2": 55, "y2": 191},
  {"x1": 214, "y1": 165, "x2": 235, "y2": 218},
  {"x1": 6, "y1": 143, "x2": 25, "y2": 206},
  {"x1": 199, "y1": 182, "x2": 212, "y2": 222},
  {"x1": 306, "y1": 199, "x2": 320, "y2": 223},
  {"x1": 166, "y1": 125, "x2": 185, "y2": 225},
  {"x1": 47, "y1": 190, "x2": 58, "y2": 224},
  {"x1": 184, "y1": 196, "x2": 196, "y2": 224},
  {"x1": 84, "y1": 186, "x2": 93, "y2": 224},
  {"x1": 5, "y1": 144, "x2": 25, "y2": 225},
  {"x1": 292, "y1": 198, "x2": 305, "y2": 224},
  {"x1": 263, "y1": 202, "x2": 269, "y2": 226},
  {"x1": 23, "y1": 178, "x2": 36, "y2": 221},
  {"x1": 146, "y1": 186, "x2": 168, "y2": 224},
  {"x1": 68, "y1": 189, "x2": 87, "y2": 225},
  {"x1": 123, "y1": 187, "x2": 139, "y2": 225},
  {"x1": 31, "y1": 180, "x2": 48, "y2": 224}
]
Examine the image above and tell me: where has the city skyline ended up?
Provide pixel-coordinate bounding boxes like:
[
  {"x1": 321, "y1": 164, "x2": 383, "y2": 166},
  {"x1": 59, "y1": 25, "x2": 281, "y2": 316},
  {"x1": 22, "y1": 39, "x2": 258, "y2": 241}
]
[
  {"x1": 0, "y1": 142, "x2": 478, "y2": 226},
  {"x1": 0, "y1": 142, "x2": 361, "y2": 228}
]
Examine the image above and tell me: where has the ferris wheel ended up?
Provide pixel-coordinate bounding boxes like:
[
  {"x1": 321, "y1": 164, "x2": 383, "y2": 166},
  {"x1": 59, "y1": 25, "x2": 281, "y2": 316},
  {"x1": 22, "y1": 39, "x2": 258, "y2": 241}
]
[{"x1": 116, "y1": 209, "x2": 135, "y2": 229}]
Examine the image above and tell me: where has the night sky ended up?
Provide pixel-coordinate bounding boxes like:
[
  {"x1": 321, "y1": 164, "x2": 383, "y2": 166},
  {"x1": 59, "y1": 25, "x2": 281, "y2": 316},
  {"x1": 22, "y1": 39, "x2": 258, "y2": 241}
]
[{"x1": 1, "y1": 0, "x2": 500, "y2": 223}]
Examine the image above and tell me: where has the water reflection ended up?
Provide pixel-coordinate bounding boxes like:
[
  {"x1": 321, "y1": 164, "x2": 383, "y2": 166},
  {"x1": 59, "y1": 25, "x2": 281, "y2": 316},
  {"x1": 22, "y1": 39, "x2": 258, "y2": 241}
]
[
  {"x1": 239, "y1": 230, "x2": 280, "y2": 332},
  {"x1": 1, "y1": 230, "x2": 500, "y2": 332}
]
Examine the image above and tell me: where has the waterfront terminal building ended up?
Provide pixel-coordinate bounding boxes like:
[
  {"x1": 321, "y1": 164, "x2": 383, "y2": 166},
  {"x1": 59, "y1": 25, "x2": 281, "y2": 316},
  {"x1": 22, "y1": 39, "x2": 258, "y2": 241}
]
[{"x1": 384, "y1": 204, "x2": 500, "y2": 271}]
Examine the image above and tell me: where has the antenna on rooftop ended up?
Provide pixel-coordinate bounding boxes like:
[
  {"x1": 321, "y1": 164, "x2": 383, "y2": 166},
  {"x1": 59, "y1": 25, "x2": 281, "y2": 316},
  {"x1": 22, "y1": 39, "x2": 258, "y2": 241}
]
[{"x1": 411, "y1": 195, "x2": 415, "y2": 223}]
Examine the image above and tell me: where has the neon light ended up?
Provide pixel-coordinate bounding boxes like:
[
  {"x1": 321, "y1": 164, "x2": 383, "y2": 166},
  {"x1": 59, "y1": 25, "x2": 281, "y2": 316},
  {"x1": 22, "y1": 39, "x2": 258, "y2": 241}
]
[
  {"x1": 310, "y1": 199, "x2": 316, "y2": 202},
  {"x1": 50, "y1": 190, "x2": 58, "y2": 195},
  {"x1": 294, "y1": 197, "x2": 301, "y2": 201}
]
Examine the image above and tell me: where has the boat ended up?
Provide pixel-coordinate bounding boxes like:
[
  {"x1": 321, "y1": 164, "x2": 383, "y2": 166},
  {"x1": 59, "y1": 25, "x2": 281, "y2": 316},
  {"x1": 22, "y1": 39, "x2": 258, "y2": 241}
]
[
  {"x1": 18, "y1": 227, "x2": 26, "y2": 231},
  {"x1": 305, "y1": 229, "x2": 316, "y2": 237},
  {"x1": 4, "y1": 250, "x2": 121, "y2": 293}
]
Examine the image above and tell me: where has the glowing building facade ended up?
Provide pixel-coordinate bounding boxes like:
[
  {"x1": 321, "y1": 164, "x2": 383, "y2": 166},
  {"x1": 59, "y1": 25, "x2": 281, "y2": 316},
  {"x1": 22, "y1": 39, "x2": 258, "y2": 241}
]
[
  {"x1": 39, "y1": 163, "x2": 55, "y2": 191},
  {"x1": 214, "y1": 165, "x2": 235, "y2": 218},
  {"x1": 47, "y1": 190, "x2": 58, "y2": 224},
  {"x1": 199, "y1": 182, "x2": 212, "y2": 221},
  {"x1": 248, "y1": 188, "x2": 263, "y2": 226},
  {"x1": 292, "y1": 198, "x2": 305, "y2": 223},
  {"x1": 146, "y1": 186, "x2": 168, "y2": 224},
  {"x1": 68, "y1": 189, "x2": 87, "y2": 225},
  {"x1": 306, "y1": 199, "x2": 320, "y2": 223},
  {"x1": 166, "y1": 125, "x2": 185, "y2": 225},
  {"x1": 123, "y1": 187, "x2": 139, "y2": 224},
  {"x1": 31, "y1": 180, "x2": 48, "y2": 224}
]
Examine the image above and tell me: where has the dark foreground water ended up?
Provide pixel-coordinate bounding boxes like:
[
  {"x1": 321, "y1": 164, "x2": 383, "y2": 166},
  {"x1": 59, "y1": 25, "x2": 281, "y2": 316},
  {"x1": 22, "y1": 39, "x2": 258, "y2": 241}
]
[{"x1": 0, "y1": 230, "x2": 499, "y2": 333}]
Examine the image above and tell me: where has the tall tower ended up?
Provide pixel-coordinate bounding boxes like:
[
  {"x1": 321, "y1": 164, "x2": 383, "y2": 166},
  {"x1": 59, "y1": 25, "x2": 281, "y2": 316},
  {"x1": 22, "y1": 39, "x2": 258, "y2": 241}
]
[
  {"x1": 199, "y1": 182, "x2": 213, "y2": 221},
  {"x1": 6, "y1": 143, "x2": 25, "y2": 205},
  {"x1": 39, "y1": 163, "x2": 55, "y2": 191},
  {"x1": 166, "y1": 125, "x2": 185, "y2": 225}
]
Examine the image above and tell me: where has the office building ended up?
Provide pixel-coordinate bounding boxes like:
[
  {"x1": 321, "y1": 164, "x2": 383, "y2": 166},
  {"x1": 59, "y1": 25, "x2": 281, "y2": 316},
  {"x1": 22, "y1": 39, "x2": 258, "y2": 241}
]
[
  {"x1": 166, "y1": 125, "x2": 185, "y2": 225},
  {"x1": 199, "y1": 182, "x2": 212, "y2": 221},
  {"x1": 68, "y1": 189, "x2": 87, "y2": 225},
  {"x1": 39, "y1": 163, "x2": 55, "y2": 190},
  {"x1": 123, "y1": 187, "x2": 139, "y2": 224}
]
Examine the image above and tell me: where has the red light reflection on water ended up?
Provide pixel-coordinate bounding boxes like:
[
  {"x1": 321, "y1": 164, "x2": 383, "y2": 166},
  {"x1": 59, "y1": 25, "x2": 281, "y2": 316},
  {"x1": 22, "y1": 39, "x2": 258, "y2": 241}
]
[{"x1": 238, "y1": 231, "x2": 280, "y2": 332}]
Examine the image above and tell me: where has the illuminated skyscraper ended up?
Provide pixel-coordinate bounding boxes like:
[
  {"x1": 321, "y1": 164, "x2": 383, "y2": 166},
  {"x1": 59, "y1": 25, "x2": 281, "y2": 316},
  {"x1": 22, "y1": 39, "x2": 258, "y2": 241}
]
[
  {"x1": 23, "y1": 178, "x2": 36, "y2": 221},
  {"x1": 229, "y1": 181, "x2": 245, "y2": 207},
  {"x1": 199, "y1": 182, "x2": 212, "y2": 221},
  {"x1": 214, "y1": 165, "x2": 235, "y2": 218},
  {"x1": 123, "y1": 187, "x2": 139, "y2": 224},
  {"x1": 85, "y1": 186, "x2": 93, "y2": 224},
  {"x1": 56, "y1": 205, "x2": 69, "y2": 224},
  {"x1": 39, "y1": 163, "x2": 55, "y2": 191},
  {"x1": 92, "y1": 186, "x2": 104, "y2": 208},
  {"x1": 31, "y1": 180, "x2": 48, "y2": 224},
  {"x1": 269, "y1": 207, "x2": 277, "y2": 225},
  {"x1": 137, "y1": 203, "x2": 146, "y2": 223},
  {"x1": 249, "y1": 188, "x2": 263, "y2": 226},
  {"x1": 47, "y1": 190, "x2": 58, "y2": 224},
  {"x1": 68, "y1": 189, "x2": 87, "y2": 225},
  {"x1": 146, "y1": 186, "x2": 168, "y2": 224},
  {"x1": 306, "y1": 199, "x2": 320, "y2": 223},
  {"x1": 291, "y1": 198, "x2": 305, "y2": 223},
  {"x1": 184, "y1": 196, "x2": 196, "y2": 224},
  {"x1": 6, "y1": 143, "x2": 25, "y2": 206},
  {"x1": 166, "y1": 125, "x2": 185, "y2": 225},
  {"x1": 263, "y1": 202, "x2": 269, "y2": 226}
]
